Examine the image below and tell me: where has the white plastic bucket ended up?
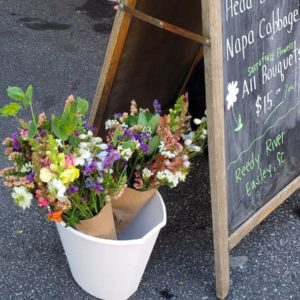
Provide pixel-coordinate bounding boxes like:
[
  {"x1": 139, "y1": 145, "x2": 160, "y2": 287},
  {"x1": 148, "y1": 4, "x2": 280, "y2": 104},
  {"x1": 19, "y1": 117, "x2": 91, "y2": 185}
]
[{"x1": 56, "y1": 191, "x2": 167, "y2": 300}]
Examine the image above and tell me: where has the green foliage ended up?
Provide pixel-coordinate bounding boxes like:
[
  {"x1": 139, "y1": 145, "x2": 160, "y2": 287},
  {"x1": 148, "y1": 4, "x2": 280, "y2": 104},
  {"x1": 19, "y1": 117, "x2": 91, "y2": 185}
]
[
  {"x1": 28, "y1": 120, "x2": 38, "y2": 138},
  {"x1": 112, "y1": 128, "x2": 124, "y2": 146},
  {"x1": 138, "y1": 112, "x2": 147, "y2": 127},
  {"x1": 7, "y1": 86, "x2": 25, "y2": 101},
  {"x1": 75, "y1": 97, "x2": 89, "y2": 115},
  {"x1": 24, "y1": 85, "x2": 33, "y2": 107},
  {"x1": 0, "y1": 102, "x2": 21, "y2": 117},
  {"x1": 128, "y1": 115, "x2": 138, "y2": 126},
  {"x1": 147, "y1": 135, "x2": 160, "y2": 155},
  {"x1": 148, "y1": 114, "x2": 160, "y2": 133},
  {"x1": 51, "y1": 98, "x2": 88, "y2": 141}
]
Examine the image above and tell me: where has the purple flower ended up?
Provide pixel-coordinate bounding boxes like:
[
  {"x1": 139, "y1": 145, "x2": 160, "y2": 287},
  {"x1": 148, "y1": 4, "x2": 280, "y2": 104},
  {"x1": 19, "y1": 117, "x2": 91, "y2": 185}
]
[
  {"x1": 140, "y1": 143, "x2": 148, "y2": 153},
  {"x1": 133, "y1": 133, "x2": 142, "y2": 143},
  {"x1": 114, "y1": 113, "x2": 122, "y2": 119},
  {"x1": 92, "y1": 183, "x2": 104, "y2": 193},
  {"x1": 83, "y1": 161, "x2": 97, "y2": 175},
  {"x1": 83, "y1": 122, "x2": 95, "y2": 131},
  {"x1": 124, "y1": 129, "x2": 132, "y2": 137},
  {"x1": 103, "y1": 149, "x2": 120, "y2": 168},
  {"x1": 11, "y1": 133, "x2": 20, "y2": 150},
  {"x1": 85, "y1": 178, "x2": 94, "y2": 188},
  {"x1": 26, "y1": 172, "x2": 35, "y2": 181},
  {"x1": 39, "y1": 129, "x2": 47, "y2": 136},
  {"x1": 67, "y1": 185, "x2": 79, "y2": 195},
  {"x1": 153, "y1": 99, "x2": 162, "y2": 114}
]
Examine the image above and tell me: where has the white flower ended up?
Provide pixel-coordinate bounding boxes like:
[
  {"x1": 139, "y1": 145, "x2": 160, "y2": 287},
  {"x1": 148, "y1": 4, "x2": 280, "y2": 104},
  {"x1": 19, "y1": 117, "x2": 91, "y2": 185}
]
[
  {"x1": 11, "y1": 186, "x2": 33, "y2": 209},
  {"x1": 79, "y1": 149, "x2": 92, "y2": 160},
  {"x1": 162, "y1": 150, "x2": 176, "y2": 159},
  {"x1": 87, "y1": 130, "x2": 93, "y2": 137},
  {"x1": 79, "y1": 134, "x2": 87, "y2": 140},
  {"x1": 193, "y1": 118, "x2": 202, "y2": 125},
  {"x1": 226, "y1": 81, "x2": 239, "y2": 110},
  {"x1": 182, "y1": 131, "x2": 195, "y2": 141},
  {"x1": 20, "y1": 162, "x2": 33, "y2": 173},
  {"x1": 99, "y1": 144, "x2": 108, "y2": 150},
  {"x1": 184, "y1": 139, "x2": 193, "y2": 146},
  {"x1": 79, "y1": 142, "x2": 89, "y2": 149},
  {"x1": 74, "y1": 157, "x2": 85, "y2": 166},
  {"x1": 175, "y1": 171, "x2": 186, "y2": 182},
  {"x1": 48, "y1": 179, "x2": 67, "y2": 202},
  {"x1": 55, "y1": 139, "x2": 63, "y2": 148},
  {"x1": 157, "y1": 170, "x2": 179, "y2": 188},
  {"x1": 188, "y1": 144, "x2": 202, "y2": 152},
  {"x1": 159, "y1": 141, "x2": 176, "y2": 159},
  {"x1": 142, "y1": 168, "x2": 153, "y2": 180},
  {"x1": 117, "y1": 146, "x2": 132, "y2": 161},
  {"x1": 93, "y1": 137, "x2": 103, "y2": 143},
  {"x1": 105, "y1": 119, "x2": 119, "y2": 130}
]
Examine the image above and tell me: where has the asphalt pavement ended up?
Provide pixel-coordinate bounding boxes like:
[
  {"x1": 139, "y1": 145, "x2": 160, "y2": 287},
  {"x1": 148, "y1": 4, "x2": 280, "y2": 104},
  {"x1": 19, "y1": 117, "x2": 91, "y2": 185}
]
[{"x1": 0, "y1": 1, "x2": 300, "y2": 299}]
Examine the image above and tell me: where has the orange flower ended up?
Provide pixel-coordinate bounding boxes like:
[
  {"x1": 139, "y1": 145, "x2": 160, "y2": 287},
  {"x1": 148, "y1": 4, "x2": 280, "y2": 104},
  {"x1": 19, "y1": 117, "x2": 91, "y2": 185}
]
[{"x1": 47, "y1": 211, "x2": 63, "y2": 223}]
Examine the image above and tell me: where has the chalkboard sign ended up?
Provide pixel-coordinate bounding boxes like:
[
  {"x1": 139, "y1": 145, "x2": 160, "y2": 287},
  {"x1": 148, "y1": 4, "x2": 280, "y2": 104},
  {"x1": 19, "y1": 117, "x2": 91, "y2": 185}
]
[{"x1": 222, "y1": 0, "x2": 300, "y2": 233}]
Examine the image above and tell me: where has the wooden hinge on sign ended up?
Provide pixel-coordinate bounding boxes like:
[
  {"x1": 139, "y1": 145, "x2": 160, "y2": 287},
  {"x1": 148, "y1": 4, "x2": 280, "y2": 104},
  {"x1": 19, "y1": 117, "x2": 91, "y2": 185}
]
[{"x1": 118, "y1": 1, "x2": 211, "y2": 47}]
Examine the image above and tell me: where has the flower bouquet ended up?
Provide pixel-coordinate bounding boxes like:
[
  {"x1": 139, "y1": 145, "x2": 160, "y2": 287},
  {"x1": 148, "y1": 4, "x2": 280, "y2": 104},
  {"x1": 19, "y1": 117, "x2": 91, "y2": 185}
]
[
  {"x1": 105, "y1": 94, "x2": 207, "y2": 233},
  {"x1": 0, "y1": 86, "x2": 127, "y2": 239}
]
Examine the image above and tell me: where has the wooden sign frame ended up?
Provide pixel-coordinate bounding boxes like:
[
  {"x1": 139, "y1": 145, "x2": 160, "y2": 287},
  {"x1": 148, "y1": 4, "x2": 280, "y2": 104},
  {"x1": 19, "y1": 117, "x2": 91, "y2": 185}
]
[
  {"x1": 90, "y1": 0, "x2": 300, "y2": 299},
  {"x1": 202, "y1": 0, "x2": 300, "y2": 299}
]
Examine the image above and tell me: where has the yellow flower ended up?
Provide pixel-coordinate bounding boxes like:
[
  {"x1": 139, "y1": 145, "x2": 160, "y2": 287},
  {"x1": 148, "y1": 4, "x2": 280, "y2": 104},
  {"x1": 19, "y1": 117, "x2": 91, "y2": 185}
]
[
  {"x1": 40, "y1": 167, "x2": 55, "y2": 183},
  {"x1": 50, "y1": 164, "x2": 58, "y2": 172},
  {"x1": 58, "y1": 153, "x2": 65, "y2": 168},
  {"x1": 60, "y1": 166, "x2": 80, "y2": 184}
]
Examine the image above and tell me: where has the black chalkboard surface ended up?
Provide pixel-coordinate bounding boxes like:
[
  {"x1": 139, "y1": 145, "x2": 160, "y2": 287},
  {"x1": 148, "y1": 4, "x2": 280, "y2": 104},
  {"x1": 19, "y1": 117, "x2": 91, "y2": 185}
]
[{"x1": 222, "y1": 1, "x2": 300, "y2": 233}]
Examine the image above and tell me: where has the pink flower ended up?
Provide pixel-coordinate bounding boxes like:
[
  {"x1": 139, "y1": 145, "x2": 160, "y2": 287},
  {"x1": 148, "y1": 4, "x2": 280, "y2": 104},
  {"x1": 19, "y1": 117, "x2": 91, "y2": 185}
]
[
  {"x1": 37, "y1": 113, "x2": 46, "y2": 127},
  {"x1": 36, "y1": 190, "x2": 49, "y2": 207},
  {"x1": 65, "y1": 154, "x2": 75, "y2": 168},
  {"x1": 37, "y1": 197, "x2": 49, "y2": 207},
  {"x1": 20, "y1": 129, "x2": 28, "y2": 138}
]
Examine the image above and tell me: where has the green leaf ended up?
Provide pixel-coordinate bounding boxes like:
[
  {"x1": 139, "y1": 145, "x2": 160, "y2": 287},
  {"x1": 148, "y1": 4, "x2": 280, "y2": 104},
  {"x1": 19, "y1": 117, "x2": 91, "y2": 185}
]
[
  {"x1": 51, "y1": 117, "x2": 69, "y2": 141},
  {"x1": 147, "y1": 135, "x2": 160, "y2": 155},
  {"x1": 0, "y1": 102, "x2": 22, "y2": 117},
  {"x1": 18, "y1": 119, "x2": 28, "y2": 128},
  {"x1": 75, "y1": 97, "x2": 89, "y2": 115},
  {"x1": 24, "y1": 84, "x2": 33, "y2": 106},
  {"x1": 112, "y1": 128, "x2": 123, "y2": 146},
  {"x1": 69, "y1": 136, "x2": 80, "y2": 147},
  {"x1": 148, "y1": 114, "x2": 160, "y2": 133},
  {"x1": 138, "y1": 112, "x2": 147, "y2": 127},
  {"x1": 28, "y1": 120, "x2": 38, "y2": 138},
  {"x1": 7, "y1": 86, "x2": 25, "y2": 101},
  {"x1": 122, "y1": 140, "x2": 135, "y2": 150},
  {"x1": 128, "y1": 115, "x2": 138, "y2": 126}
]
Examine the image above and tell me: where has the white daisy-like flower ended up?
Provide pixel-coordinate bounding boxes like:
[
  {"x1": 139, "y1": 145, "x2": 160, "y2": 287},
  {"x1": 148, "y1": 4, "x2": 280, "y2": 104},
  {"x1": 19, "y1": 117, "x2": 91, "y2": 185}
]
[
  {"x1": 157, "y1": 170, "x2": 179, "y2": 188},
  {"x1": 48, "y1": 178, "x2": 67, "y2": 202},
  {"x1": 142, "y1": 168, "x2": 153, "y2": 180},
  {"x1": 226, "y1": 81, "x2": 239, "y2": 110},
  {"x1": 105, "y1": 119, "x2": 119, "y2": 130},
  {"x1": 20, "y1": 162, "x2": 33, "y2": 173},
  {"x1": 11, "y1": 186, "x2": 33, "y2": 209},
  {"x1": 117, "y1": 146, "x2": 132, "y2": 161},
  {"x1": 79, "y1": 134, "x2": 87, "y2": 140}
]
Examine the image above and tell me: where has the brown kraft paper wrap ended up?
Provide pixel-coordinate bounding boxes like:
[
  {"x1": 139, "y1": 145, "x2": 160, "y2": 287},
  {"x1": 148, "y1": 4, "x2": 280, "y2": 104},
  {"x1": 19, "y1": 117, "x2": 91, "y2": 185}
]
[
  {"x1": 112, "y1": 187, "x2": 156, "y2": 234},
  {"x1": 75, "y1": 202, "x2": 117, "y2": 240}
]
